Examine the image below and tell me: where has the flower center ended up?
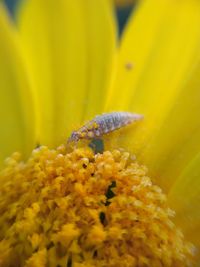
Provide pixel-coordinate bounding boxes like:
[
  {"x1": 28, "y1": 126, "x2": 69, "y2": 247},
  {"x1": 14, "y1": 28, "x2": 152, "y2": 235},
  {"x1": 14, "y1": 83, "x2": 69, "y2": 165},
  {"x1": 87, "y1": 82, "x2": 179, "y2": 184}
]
[{"x1": 0, "y1": 145, "x2": 195, "y2": 267}]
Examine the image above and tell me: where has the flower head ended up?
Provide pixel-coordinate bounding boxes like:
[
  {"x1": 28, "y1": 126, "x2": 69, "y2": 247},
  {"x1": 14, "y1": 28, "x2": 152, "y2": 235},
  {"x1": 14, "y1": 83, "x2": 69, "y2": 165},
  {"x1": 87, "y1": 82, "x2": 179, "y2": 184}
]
[{"x1": 0, "y1": 146, "x2": 195, "y2": 266}]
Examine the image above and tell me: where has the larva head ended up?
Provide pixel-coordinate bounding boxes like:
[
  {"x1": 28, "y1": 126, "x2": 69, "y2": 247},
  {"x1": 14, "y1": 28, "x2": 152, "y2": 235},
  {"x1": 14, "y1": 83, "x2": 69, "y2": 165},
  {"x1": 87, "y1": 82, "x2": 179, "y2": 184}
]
[{"x1": 68, "y1": 131, "x2": 80, "y2": 143}]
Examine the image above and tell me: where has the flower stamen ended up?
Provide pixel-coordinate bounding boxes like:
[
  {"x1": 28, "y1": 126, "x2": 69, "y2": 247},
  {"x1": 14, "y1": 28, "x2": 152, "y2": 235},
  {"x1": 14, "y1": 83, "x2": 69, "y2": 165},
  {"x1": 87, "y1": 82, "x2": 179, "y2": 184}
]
[{"x1": 0, "y1": 145, "x2": 195, "y2": 267}]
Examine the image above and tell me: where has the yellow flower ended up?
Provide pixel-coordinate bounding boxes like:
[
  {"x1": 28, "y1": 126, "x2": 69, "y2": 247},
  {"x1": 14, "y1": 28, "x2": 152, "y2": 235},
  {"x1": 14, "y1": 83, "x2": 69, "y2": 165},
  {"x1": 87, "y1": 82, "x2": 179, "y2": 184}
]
[{"x1": 0, "y1": 0, "x2": 200, "y2": 266}]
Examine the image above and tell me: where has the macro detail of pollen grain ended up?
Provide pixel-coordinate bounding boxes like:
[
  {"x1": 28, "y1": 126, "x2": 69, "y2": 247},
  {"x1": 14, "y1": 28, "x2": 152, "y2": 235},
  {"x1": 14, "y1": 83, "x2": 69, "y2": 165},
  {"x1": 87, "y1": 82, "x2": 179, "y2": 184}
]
[{"x1": 0, "y1": 146, "x2": 194, "y2": 267}]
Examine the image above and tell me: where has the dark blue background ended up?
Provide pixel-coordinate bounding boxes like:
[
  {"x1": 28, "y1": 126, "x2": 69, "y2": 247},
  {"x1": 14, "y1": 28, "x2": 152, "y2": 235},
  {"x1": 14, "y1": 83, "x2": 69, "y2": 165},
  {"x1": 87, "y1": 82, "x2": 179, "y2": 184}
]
[{"x1": 5, "y1": 0, "x2": 18, "y2": 15}]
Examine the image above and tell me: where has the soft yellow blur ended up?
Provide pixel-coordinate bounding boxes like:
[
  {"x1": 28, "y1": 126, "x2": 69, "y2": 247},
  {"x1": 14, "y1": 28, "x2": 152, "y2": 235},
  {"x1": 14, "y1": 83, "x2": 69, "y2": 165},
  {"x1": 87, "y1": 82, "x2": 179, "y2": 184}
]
[
  {"x1": 17, "y1": 0, "x2": 117, "y2": 147},
  {"x1": 106, "y1": 0, "x2": 200, "y2": 190},
  {"x1": 0, "y1": 3, "x2": 37, "y2": 165}
]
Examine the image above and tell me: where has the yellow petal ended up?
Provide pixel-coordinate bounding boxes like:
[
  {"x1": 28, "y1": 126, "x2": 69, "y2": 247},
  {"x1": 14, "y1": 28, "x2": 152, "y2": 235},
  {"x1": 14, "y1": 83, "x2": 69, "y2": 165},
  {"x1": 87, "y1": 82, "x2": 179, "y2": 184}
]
[
  {"x1": 142, "y1": 62, "x2": 200, "y2": 190},
  {"x1": 17, "y1": 0, "x2": 116, "y2": 147},
  {"x1": 0, "y1": 3, "x2": 36, "y2": 165},
  {"x1": 106, "y1": 0, "x2": 200, "y2": 190},
  {"x1": 168, "y1": 153, "x2": 200, "y2": 258}
]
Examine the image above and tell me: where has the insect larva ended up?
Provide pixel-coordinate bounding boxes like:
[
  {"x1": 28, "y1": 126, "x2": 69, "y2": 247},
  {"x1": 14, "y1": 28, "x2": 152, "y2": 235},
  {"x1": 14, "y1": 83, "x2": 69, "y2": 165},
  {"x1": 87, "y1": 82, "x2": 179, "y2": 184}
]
[{"x1": 68, "y1": 111, "x2": 143, "y2": 143}]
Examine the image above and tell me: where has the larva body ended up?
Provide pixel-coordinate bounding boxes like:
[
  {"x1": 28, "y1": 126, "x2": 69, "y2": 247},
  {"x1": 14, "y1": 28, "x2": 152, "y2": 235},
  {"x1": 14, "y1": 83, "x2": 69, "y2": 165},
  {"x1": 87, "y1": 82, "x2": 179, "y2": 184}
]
[{"x1": 68, "y1": 111, "x2": 143, "y2": 143}]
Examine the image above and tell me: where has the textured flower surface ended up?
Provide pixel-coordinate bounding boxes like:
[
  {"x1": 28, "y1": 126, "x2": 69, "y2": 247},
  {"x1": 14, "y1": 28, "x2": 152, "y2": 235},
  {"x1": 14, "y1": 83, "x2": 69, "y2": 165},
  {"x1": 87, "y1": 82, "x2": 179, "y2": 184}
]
[
  {"x1": 0, "y1": 0, "x2": 200, "y2": 266},
  {"x1": 0, "y1": 147, "x2": 195, "y2": 267}
]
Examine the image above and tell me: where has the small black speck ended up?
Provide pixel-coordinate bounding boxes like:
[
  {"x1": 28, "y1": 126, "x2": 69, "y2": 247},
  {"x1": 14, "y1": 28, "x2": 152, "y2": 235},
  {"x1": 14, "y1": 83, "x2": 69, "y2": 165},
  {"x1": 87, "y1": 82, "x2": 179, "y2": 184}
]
[
  {"x1": 47, "y1": 241, "x2": 54, "y2": 250},
  {"x1": 67, "y1": 256, "x2": 72, "y2": 267},
  {"x1": 106, "y1": 181, "x2": 116, "y2": 199},
  {"x1": 105, "y1": 181, "x2": 116, "y2": 206},
  {"x1": 99, "y1": 212, "x2": 106, "y2": 225},
  {"x1": 82, "y1": 163, "x2": 87, "y2": 169},
  {"x1": 93, "y1": 250, "x2": 98, "y2": 258}
]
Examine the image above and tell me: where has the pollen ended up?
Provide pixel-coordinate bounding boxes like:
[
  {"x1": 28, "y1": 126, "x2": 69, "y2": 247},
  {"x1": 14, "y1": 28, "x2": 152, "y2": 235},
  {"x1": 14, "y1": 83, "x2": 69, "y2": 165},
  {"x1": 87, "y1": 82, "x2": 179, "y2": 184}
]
[
  {"x1": 88, "y1": 122, "x2": 99, "y2": 130},
  {"x1": 0, "y1": 145, "x2": 195, "y2": 267}
]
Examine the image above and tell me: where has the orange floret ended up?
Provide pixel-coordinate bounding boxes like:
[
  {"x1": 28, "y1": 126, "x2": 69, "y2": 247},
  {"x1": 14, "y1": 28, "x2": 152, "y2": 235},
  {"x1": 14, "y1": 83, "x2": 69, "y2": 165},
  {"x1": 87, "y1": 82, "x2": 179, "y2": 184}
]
[{"x1": 0, "y1": 146, "x2": 195, "y2": 267}]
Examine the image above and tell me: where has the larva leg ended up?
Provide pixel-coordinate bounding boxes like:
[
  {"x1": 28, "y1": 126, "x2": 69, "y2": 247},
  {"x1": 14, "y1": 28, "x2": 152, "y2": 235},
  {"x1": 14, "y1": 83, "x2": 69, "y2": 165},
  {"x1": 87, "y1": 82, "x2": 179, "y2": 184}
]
[{"x1": 89, "y1": 139, "x2": 104, "y2": 154}]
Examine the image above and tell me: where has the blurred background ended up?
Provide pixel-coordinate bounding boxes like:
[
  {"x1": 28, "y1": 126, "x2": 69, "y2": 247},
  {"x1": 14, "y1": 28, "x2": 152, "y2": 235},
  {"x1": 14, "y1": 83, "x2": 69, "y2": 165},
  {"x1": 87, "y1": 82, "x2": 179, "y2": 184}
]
[{"x1": 4, "y1": 0, "x2": 135, "y2": 35}]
